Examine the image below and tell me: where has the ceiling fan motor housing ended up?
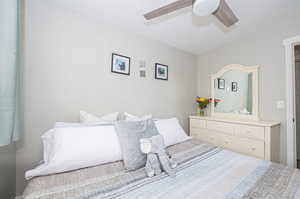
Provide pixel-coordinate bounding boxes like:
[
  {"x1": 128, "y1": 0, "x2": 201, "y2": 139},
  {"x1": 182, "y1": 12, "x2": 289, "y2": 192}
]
[{"x1": 193, "y1": 0, "x2": 221, "y2": 16}]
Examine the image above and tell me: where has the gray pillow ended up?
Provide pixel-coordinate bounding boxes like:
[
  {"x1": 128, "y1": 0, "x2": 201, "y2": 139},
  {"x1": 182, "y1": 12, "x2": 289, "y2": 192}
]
[{"x1": 114, "y1": 119, "x2": 159, "y2": 171}]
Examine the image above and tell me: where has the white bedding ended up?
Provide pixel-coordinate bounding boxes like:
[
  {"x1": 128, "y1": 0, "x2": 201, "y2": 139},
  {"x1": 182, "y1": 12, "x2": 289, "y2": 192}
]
[{"x1": 22, "y1": 140, "x2": 300, "y2": 199}]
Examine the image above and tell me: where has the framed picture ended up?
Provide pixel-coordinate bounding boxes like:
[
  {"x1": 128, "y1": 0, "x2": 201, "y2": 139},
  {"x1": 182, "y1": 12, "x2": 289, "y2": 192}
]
[
  {"x1": 218, "y1": 78, "x2": 225, "y2": 89},
  {"x1": 232, "y1": 82, "x2": 238, "y2": 92},
  {"x1": 111, "y1": 53, "x2": 130, "y2": 75},
  {"x1": 140, "y1": 70, "x2": 146, "y2": 78},
  {"x1": 155, "y1": 63, "x2": 168, "y2": 80}
]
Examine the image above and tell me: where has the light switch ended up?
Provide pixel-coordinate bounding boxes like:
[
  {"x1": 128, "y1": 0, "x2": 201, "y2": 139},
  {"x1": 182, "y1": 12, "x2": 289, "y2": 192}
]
[{"x1": 276, "y1": 100, "x2": 285, "y2": 109}]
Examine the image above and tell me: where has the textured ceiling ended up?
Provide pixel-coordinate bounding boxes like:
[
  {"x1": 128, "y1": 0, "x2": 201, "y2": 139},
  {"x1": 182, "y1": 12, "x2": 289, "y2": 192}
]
[{"x1": 44, "y1": 0, "x2": 300, "y2": 55}]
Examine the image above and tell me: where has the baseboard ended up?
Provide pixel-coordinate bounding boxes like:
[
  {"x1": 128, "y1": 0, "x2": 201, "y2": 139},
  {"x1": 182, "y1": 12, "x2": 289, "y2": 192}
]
[{"x1": 15, "y1": 195, "x2": 22, "y2": 199}]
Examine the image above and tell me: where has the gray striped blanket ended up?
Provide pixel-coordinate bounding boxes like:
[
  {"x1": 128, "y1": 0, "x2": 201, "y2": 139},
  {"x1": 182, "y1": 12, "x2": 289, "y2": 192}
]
[{"x1": 23, "y1": 139, "x2": 300, "y2": 199}]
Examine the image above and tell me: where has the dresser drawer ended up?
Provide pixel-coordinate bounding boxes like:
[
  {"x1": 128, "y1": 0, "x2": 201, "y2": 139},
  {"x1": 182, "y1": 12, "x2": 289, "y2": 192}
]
[
  {"x1": 192, "y1": 130, "x2": 220, "y2": 146},
  {"x1": 235, "y1": 138, "x2": 265, "y2": 159},
  {"x1": 218, "y1": 134, "x2": 236, "y2": 150},
  {"x1": 190, "y1": 119, "x2": 206, "y2": 129},
  {"x1": 206, "y1": 121, "x2": 234, "y2": 135},
  {"x1": 235, "y1": 125, "x2": 264, "y2": 140}
]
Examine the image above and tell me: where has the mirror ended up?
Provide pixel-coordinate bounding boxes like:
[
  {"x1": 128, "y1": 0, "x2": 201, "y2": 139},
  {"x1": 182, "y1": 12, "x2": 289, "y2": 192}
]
[
  {"x1": 211, "y1": 65, "x2": 259, "y2": 121},
  {"x1": 214, "y1": 71, "x2": 253, "y2": 114}
]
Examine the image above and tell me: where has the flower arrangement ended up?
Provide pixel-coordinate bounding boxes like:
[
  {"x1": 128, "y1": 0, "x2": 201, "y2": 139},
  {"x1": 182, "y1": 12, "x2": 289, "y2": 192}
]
[
  {"x1": 196, "y1": 97, "x2": 221, "y2": 116},
  {"x1": 210, "y1": 98, "x2": 221, "y2": 107}
]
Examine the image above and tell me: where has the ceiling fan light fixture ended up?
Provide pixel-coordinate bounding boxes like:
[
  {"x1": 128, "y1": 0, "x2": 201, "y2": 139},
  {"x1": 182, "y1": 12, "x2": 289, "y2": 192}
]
[{"x1": 193, "y1": 0, "x2": 221, "y2": 16}]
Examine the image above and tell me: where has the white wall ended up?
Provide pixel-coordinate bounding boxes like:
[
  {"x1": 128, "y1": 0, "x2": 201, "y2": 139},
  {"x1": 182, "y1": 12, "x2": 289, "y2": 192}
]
[
  {"x1": 197, "y1": 13, "x2": 300, "y2": 164},
  {"x1": 16, "y1": 0, "x2": 197, "y2": 194}
]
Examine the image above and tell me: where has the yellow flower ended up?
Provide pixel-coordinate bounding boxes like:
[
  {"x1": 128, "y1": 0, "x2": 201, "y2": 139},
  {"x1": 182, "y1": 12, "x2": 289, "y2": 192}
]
[{"x1": 198, "y1": 98, "x2": 207, "y2": 102}]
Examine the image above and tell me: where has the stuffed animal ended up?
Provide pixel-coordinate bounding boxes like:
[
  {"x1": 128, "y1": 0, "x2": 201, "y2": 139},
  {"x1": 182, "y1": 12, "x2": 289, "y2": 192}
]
[
  {"x1": 140, "y1": 135, "x2": 177, "y2": 177},
  {"x1": 166, "y1": 150, "x2": 178, "y2": 169},
  {"x1": 140, "y1": 137, "x2": 161, "y2": 177}
]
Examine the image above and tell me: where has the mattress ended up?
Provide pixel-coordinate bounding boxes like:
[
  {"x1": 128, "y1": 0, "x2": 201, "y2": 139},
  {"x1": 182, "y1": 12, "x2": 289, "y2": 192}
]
[{"x1": 22, "y1": 139, "x2": 300, "y2": 199}]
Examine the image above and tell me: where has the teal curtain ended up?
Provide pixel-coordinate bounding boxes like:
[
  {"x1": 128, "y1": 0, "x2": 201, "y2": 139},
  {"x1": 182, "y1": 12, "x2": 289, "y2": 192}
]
[{"x1": 0, "y1": 0, "x2": 21, "y2": 146}]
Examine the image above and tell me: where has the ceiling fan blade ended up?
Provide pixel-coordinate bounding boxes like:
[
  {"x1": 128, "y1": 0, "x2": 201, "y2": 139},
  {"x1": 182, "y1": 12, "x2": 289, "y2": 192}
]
[
  {"x1": 144, "y1": 0, "x2": 194, "y2": 20},
  {"x1": 213, "y1": 0, "x2": 238, "y2": 27}
]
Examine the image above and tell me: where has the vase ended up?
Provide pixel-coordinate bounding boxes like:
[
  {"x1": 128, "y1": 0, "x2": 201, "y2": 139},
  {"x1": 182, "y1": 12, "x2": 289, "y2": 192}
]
[{"x1": 199, "y1": 110, "x2": 205, "y2": 117}]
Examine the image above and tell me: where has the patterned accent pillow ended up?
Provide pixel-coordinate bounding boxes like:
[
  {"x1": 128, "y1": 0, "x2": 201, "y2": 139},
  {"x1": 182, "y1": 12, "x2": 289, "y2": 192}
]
[
  {"x1": 115, "y1": 119, "x2": 159, "y2": 171},
  {"x1": 79, "y1": 111, "x2": 119, "y2": 123}
]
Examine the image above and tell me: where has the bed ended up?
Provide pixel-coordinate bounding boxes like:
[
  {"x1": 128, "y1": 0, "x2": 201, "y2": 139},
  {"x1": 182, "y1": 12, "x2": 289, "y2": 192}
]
[{"x1": 23, "y1": 139, "x2": 300, "y2": 199}]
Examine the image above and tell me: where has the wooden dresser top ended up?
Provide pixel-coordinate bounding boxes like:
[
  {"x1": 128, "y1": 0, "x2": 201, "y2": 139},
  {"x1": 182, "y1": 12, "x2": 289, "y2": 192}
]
[{"x1": 189, "y1": 116, "x2": 280, "y2": 127}]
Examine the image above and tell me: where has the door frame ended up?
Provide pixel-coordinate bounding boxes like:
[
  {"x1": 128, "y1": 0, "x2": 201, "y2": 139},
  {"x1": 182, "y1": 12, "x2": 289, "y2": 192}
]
[{"x1": 284, "y1": 35, "x2": 300, "y2": 168}]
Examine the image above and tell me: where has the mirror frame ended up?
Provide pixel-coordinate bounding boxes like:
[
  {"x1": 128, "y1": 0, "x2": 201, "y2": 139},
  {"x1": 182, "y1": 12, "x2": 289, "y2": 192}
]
[{"x1": 211, "y1": 64, "x2": 260, "y2": 121}]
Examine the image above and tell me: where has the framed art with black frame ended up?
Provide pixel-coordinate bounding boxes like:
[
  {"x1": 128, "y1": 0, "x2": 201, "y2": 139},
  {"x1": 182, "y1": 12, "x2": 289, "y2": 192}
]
[
  {"x1": 155, "y1": 63, "x2": 168, "y2": 80},
  {"x1": 232, "y1": 82, "x2": 238, "y2": 92},
  {"x1": 218, "y1": 78, "x2": 225, "y2": 89},
  {"x1": 111, "y1": 53, "x2": 131, "y2": 75}
]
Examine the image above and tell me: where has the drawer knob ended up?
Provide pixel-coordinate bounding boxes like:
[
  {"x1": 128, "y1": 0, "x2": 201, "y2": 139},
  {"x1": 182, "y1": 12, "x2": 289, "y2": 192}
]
[{"x1": 251, "y1": 147, "x2": 256, "y2": 151}]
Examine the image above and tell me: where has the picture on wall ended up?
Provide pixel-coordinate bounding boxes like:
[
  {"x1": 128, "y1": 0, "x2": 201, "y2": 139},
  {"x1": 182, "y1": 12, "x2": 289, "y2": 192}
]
[
  {"x1": 111, "y1": 53, "x2": 130, "y2": 75},
  {"x1": 232, "y1": 82, "x2": 238, "y2": 92},
  {"x1": 140, "y1": 70, "x2": 146, "y2": 78},
  {"x1": 155, "y1": 63, "x2": 168, "y2": 80},
  {"x1": 218, "y1": 78, "x2": 225, "y2": 89}
]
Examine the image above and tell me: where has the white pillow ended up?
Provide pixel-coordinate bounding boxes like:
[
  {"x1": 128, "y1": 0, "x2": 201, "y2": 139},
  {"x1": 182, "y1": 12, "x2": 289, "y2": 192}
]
[
  {"x1": 55, "y1": 121, "x2": 114, "y2": 127},
  {"x1": 79, "y1": 111, "x2": 119, "y2": 123},
  {"x1": 155, "y1": 118, "x2": 191, "y2": 147},
  {"x1": 25, "y1": 125, "x2": 122, "y2": 179},
  {"x1": 124, "y1": 112, "x2": 152, "y2": 121},
  {"x1": 41, "y1": 129, "x2": 55, "y2": 163},
  {"x1": 41, "y1": 122, "x2": 116, "y2": 164}
]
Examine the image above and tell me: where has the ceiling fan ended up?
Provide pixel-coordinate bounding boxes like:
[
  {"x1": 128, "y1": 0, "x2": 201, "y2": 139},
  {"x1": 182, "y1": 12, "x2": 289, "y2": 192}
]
[{"x1": 144, "y1": 0, "x2": 238, "y2": 27}]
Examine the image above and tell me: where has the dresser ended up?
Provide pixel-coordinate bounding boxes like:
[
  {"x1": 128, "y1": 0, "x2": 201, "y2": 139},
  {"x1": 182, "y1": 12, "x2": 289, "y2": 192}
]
[{"x1": 189, "y1": 116, "x2": 281, "y2": 162}]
